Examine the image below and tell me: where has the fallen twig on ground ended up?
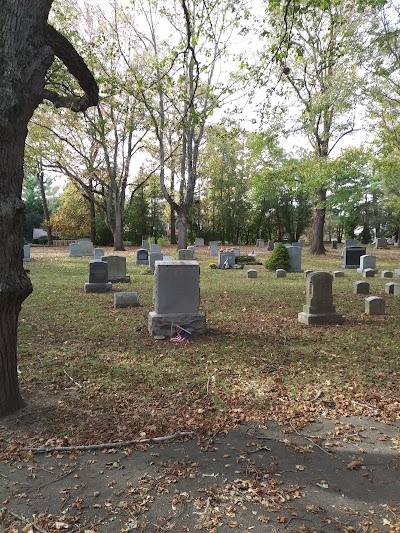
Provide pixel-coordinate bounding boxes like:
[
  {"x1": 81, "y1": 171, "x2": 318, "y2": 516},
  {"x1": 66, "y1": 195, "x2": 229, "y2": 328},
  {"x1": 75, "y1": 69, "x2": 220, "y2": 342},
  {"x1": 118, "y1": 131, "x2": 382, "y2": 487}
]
[
  {"x1": 290, "y1": 426, "x2": 333, "y2": 455},
  {"x1": 21, "y1": 431, "x2": 194, "y2": 455},
  {"x1": 7, "y1": 509, "x2": 48, "y2": 533}
]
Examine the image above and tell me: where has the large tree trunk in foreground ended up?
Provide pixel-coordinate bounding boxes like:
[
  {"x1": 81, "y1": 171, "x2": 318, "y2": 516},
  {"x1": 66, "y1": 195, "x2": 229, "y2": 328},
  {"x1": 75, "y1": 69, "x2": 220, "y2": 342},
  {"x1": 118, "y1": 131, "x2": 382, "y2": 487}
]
[
  {"x1": 310, "y1": 187, "x2": 327, "y2": 255},
  {"x1": 177, "y1": 211, "x2": 188, "y2": 250},
  {"x1": 0, "y1": 0, "x2": 98, "y2": 417}
]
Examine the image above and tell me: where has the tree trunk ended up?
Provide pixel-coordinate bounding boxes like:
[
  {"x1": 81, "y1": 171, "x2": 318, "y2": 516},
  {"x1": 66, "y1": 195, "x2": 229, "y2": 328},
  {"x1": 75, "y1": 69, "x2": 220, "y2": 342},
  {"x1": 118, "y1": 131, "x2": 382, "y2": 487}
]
[
  {"x1": 88, "y1": 178, "x2": 96, "y2": 244},
  {"x1": 310, "y1": 187, "x2": 327, "y2": 255},
  {"x1": 177, "y1": 211, "x2": 188, "y2": 249},
  {"x1": 113, "y1": 202, "x2": 125, "y2": 251},
  {"x1": 0, "y1": 136, "x2": 34, "y2": 416},
  {"x1": 37, "y1": 168, "x2": 53, "y2": 246}
]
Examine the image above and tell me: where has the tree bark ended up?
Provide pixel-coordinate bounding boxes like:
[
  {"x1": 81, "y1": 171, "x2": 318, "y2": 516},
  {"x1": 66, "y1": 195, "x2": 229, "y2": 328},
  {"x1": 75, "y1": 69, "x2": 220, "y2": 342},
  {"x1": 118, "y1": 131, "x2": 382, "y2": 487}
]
[
  {"x1": 0, "y1": 0, "x2": 98, "y2": 417},
  {"x1": 310, "y1": 188, "x2": 327, "y2": 255},
  {"x1": 177, "y1": 210, "x2": 188, "y2": 250},
  {"x1": 37, "y1": 167, "x2": 53, "y2": 246}
]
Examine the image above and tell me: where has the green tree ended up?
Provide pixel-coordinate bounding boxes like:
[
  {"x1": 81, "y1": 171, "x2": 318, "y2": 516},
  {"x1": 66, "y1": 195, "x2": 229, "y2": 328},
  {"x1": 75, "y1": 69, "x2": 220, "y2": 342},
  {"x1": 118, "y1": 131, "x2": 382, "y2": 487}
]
[{"x1": 257, "y1": 0, "x2": 377, "y2": 254}]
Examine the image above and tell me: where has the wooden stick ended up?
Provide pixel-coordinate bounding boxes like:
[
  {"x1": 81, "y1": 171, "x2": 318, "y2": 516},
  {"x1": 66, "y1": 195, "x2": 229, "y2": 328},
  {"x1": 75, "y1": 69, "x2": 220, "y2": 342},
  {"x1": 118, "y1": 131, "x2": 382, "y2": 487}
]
[
  {"x1": 7, "y1": 510, "x2": 48, "y2": 533},
  {"x1": 21, "y1": 431, "x2": 194, "y2": 455},
  {"x1": 290, "y1": 426, "x2": 332, "y2": 455}
]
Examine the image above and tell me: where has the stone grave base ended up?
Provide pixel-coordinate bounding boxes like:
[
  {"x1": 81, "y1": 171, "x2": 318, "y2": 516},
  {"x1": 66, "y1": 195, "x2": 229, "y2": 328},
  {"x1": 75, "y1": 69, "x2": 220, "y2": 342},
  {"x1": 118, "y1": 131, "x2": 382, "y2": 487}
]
[
  {"x1": 84, "y1": 282, "x2": 112, "y2": 293},
  {"x1": 298, "y1": 311, "x2": 343, "y2": 325},
  {"x1": 109, "y1": 275, "x2": 131, "y2": 283},
  {"x1": 136, "y1": 260, "x2": 149, "y2": 265},
  {"x1": 148, "y1": 311, "x2": 206, "y2": 337}
]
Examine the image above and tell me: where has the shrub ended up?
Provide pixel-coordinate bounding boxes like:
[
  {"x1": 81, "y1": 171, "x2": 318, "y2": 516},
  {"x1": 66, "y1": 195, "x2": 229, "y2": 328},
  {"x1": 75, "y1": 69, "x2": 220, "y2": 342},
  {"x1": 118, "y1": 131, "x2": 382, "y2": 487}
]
[
  {"x1": 235, "y1": 255, "x2": 256, "y2": 264},
  {"x1": 264, "y1": 242, "x2": 290, "y2": 271}
]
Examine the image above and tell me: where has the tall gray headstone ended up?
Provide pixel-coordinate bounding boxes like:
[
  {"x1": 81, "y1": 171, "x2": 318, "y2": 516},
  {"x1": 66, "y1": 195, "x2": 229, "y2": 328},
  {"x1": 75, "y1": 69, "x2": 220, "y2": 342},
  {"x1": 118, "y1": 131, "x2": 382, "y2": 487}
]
[
  {"x1": 142, "y1": 239, "x2": 150, "y2": 250},
  {"x1": 69, "y1": 243, "x2": 82, "y2": 257},
  {"x1": 102, "y1": 255, "x2": 130, "y2": 283},
  {"x1": 287, "y1": 245, "x2": 303, "y2": 273},
  {"x1": 357, "y1": 255, "x2": 377, "y2": 273},
  {"x1": 84, "y1": 261, "x2": 112, "y2": 293},
  {"x1": 78, "y1": 239, "x2": 94, "y2": 256},
  {"x1": 267, "y1": 241, "x2": 274, "y2": 251},
  {"x1": 150, "y1": 243, "x2": 161, "y2": 253},
  {"x1": 149, "y1": 252, "x2": 163, "y2": 270},
  {"x1": 256, "y1": 239, "x2": 265, "y2": 247},
  {"x1": 331, "y1": 240, "x2": 338, "y2": 249},
  {"x1": 298, "y1": 271, "x2": 343, "y2": 325},
  {"x1": 178, "y1": 249, "x2": 195, "y2": 260},
  {"x1": 148, "y1": 260, "x2": 206, "y2": 337}
]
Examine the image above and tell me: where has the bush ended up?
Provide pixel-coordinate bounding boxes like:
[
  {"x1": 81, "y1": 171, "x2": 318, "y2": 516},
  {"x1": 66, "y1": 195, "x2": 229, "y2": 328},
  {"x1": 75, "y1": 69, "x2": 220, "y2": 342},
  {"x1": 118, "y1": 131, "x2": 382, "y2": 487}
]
[
  {"x1": 264, "y1": 242, "x2": 290, "y2": 271},
  {"x1": 235, "y1": 255, "x2": 256, "y2": 264}
]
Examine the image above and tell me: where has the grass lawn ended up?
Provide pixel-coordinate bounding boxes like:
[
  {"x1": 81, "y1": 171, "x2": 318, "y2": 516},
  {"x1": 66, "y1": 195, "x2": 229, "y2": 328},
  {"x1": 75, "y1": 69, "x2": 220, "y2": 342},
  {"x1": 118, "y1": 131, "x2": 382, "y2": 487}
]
[{"x1": 2, "y1": 244, "x2": 399, "y2": 453}]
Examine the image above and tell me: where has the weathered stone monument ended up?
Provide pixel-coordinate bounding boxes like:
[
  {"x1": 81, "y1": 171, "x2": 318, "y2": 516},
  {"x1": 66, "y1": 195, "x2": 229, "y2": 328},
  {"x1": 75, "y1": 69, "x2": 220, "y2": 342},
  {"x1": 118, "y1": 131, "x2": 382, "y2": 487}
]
[
  {"x1": 357, "y1": 255, "x2": 377, "y2": 274},
  {"x1": 375, "y1": 238, "x2": 387, "y2": 249},
  {"x1": 331, "y1": 240, "x2": 338, "y2": 249},
  {"x1": 194, "y1": 237, "x2": 205, "y2": 247},
  {"x1": 209, "y1": 244, "x2": 219, "y2": 257},
  {"x1": 101, "y1": 255, "x2": 130, "y2": 283},
  {"x1": 142, "y1": 239, "x2": 149, "y2": 250},
  {"x1": 187, "y1": 245, "x2": 196, "y2": 258},
  {"x1": 256, "y1": 239, "x2": 265, "y2": 247},
  {"x1": 381, "y1": 270, "x2": 393, "y2": 279},
  {"x1": 148, "y1": 260, "x2": 206, "y2": 337},
  {"x1": 298, "y1": 271, "x2": 343, "y2": 325},
  {"x1": 178, "y1": 249, "x2": 195, "y2": 260},
  {"x1": 69, "y1": 243, "x2": 82, "y2": 257},
  {"x1": 333, "y1": 270, "x2": 345, "y2": 278},
  {"x1": 287, "y1": 245, "x2": 303, "y2": 273},
  {"x1": 78, "y1": 238, "x2": 94, "y2": 256},
  {"x1": 247, "y1": 269, "x2": 258, "y2": 279},
  {"x1": 114, "y1": 292, "x2": 139, "y2": 308},
  {"x1": 342, "y1": 246, "x2": 366, "y2": 268},
  {"x1": 365, "y1": 297, "x2": 385, "y2": 315},
  {"x1": 267, "y1": 240, "x2": 274, "y2": 251},
  {"x1": 84, "y1": 261, "x2": 112, "y2": 293},
  {"x1": 136, "y1": 248, "x2": 149, "y2": 265},
  {"x1": 218, "y1": 251, "x2": 235, "y2": 268},
  {"x1": 276, "y1": 269, "x2": 286, "y2": 278},
  {"x1": 149, "y1": 252, "x2": 163, "y2": 270},
  {"x1": 23, "y1": 244, "x2": 31, "y2": 262},
  {"x1": 150, "y1": 243, "x2": 161, "y2": 253},
  {"x1": 345, "y1": 238, "x2": 358, "y2": 247},
  {"x1": 354, "y1": 281, "x2": 370, "y2": 295},
  {"x1": 93, "y1": 248, "x2": 104, "y2": 261}
]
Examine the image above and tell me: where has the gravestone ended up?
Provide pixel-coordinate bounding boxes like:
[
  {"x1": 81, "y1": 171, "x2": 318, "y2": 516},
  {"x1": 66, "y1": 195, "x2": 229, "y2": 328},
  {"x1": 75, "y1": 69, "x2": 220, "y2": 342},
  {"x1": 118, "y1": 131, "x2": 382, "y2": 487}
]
[
  {"x1": 78, "y1": 238, "x2": 94, "y2": 256},
  {"x1": 381, "y1": 270, "x2": 393, "y2": 279},
  {"x1": 187, "y1": 245, "x2": 196, "y2": 258},
  {"x1": 150, "y1": 243, "x2": 161, "y2": 253},
  {"x1": 136, "y1": 248, "x2": 149, "y2": 265},
  {"x1": 298, "y1": 271, "x2": 343, "y2": 325},
  {"x1": 276, "y1": 269, "x2": 286, "y2": 278},
  {"x1": 93, "y1": 248, "x2": 104, "y2": 261},
  {"x1": 114, "y1": 292, "x2": 139, "y2": 308},
  {"x1": 345, "y1": 238, "x2": 358, "y2": 247},
  {"x1": 162, "y1": 256, "x2": 173, "y2": 261},
  {"x1": 209, "y1": 244, "x2": 219, "y2": 257},
  {"x1": 247, "y1": 269, "x2": 258, "y2": 279},
  {"x1": 231, "y1": 246, "x2": 240, "y2": 257},
  {"x1": 331, "y1": 240, "x2": 338, "y2": 250},
  {"x1": 102, "y1": 255, "x2": 130, "y2": 283},
  {"x1": 142, "y1": 239, "x2": 149, "y2": 251},
  {"x1": 84, "y1": 261, "x2": 112, "y2": 293},
  {"x1": 267, "y1": 240, "x2": 274, "y2": 251},
  {"x1": 178, "y1": 249, "x2": 194, "y2": 260},
  {"x1": 375, "y1": 238, "x2": 387, "y2": 249},
  {"x1": 194, "y1": 237, "x2": 205, "y2": 247},
  {"x1": 287, "y1": 245, "x2": 303, "y2": 272},
  {"x1": 304, "y1": 270, "x2": 314, "y2": 278},
  {"x1": 333, "y1": 270, "x2": 345, "y2": 278},
  {"x1": 342, "y1": 246, "x2": 366, "y2": 268},
  {"x1": 149, "y1": 252, "x2": 163, "y2": 270},
  {"x1": 393, "y1": 283, "x2": 400, "y2": 297},
  {"x1": 256, "y1": 239, "x2": 265, "y2": 247},
  {"x1": 148, "y1": 260, "x2": 206, "y2": 337},
  {"x1": 363, "y1": 268, "x2": 375, "y2": 278},
  {"x1": 23, "y1": 244, "x2": 31, "y2": 262},
  {"x1": 354, "y1": 281, "x2": 369, "y2": 295},
  {"x1": 357, "y1": 255, "x2": 377, "y2": 273},
  {"x1": 218, "y1": 251, "x2": 235, "y2": 268},
  {"x1": 208, "y1": 241, "x2": 218, "y2": 247},
  {"x1": 69, "y1": 243, "x2": 82, "y2": 257},
  {"x1": 365, "y1": 296, "x2": 385, "y2": 315},
  {"x1": 385, "y1": 282, "x2": 395, "y2": 295},
  {"x1": 299, "y1": 239, "x2": 305, "y2": 247}
]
